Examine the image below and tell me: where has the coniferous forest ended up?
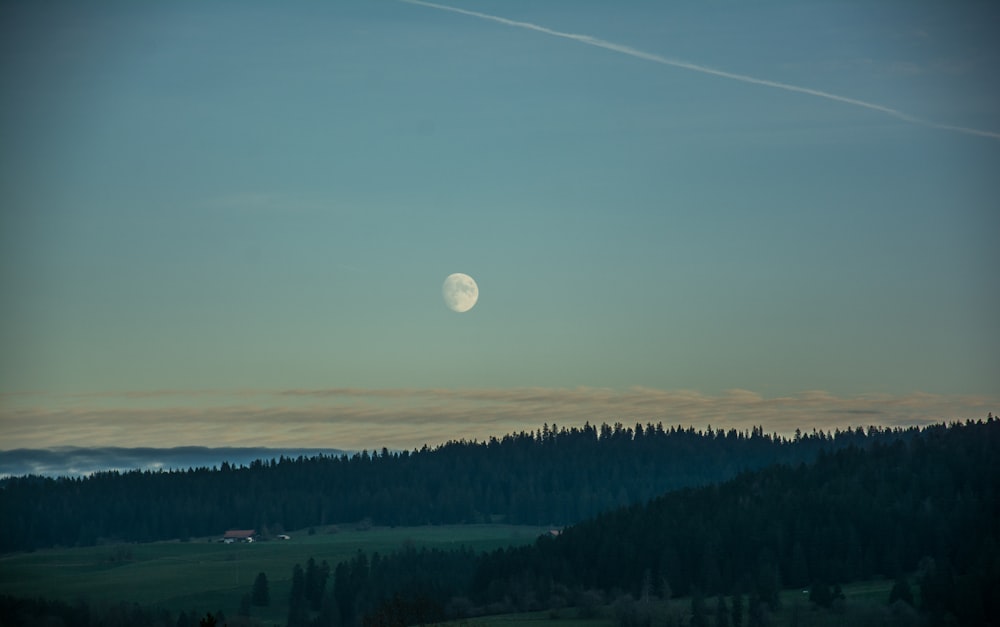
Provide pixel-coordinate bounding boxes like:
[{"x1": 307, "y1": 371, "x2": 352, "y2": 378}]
[
  {"x1": 1, "y1": 422, "x2": 917, "y2": 553},
  {"x1": 271, "y1": 419, "x2": 999, "y2": 627},
  {"x1": 2, "y1": 418, "x2": 998, "y2": 627}
]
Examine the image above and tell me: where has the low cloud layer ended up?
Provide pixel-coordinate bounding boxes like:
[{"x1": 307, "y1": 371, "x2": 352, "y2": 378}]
[
  {"x1": 1, "y1": 387, "x2": 994, "y2": 451},
  {"x1": 0, "y1": 446, "x2": 346, "y2": 478}
]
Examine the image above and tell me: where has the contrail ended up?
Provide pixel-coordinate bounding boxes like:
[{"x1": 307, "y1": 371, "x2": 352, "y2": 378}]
[{"x1": 401, "y1": 0, "x2": 1000, "y2": 141}]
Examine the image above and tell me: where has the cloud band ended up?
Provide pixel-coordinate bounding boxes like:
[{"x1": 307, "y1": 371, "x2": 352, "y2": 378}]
[{"x1": 1, "y1": 387, "x2": 993, "y2": 450}]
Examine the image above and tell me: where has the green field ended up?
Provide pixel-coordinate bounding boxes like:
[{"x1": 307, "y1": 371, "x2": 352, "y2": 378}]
[{"x1": 0, "y1": 524, "x2": 549, "y2": 623}]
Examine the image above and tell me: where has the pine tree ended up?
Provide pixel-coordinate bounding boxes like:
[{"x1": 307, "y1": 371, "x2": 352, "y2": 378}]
[
  {"x1": 306, "y1": 557, "x2": 325, "y2": 610},
  {"x1": 288, "y1": 563, "x2": 309, "y2": 627},
  {"x1": 251, "y1": 571, "x2": 269, "y2": 607}
]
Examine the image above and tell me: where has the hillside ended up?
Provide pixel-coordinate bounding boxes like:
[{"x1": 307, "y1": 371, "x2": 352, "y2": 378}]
[
  {"x1": 469, "y1": 419, "x2": 1000, "y2": 624},
  {"x1": 302, "y1": 419, "x2": 998, "y2": 626}
]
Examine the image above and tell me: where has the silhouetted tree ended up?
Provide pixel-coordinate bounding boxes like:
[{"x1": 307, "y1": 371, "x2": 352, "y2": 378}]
[
  {"x1": 305, "y1": 557, "x2": 331, "y2": 611},
  {"x1": 288, "y1": 564, "x2": 308, "y2": 627},
  {"x1": 251, "y1": 571, "x2": 269, "y2": 607}
]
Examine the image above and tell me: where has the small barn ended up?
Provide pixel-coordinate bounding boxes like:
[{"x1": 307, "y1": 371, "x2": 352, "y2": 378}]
[{"x1": 222, "y1": 529, "x2": 256, "y2": 543}]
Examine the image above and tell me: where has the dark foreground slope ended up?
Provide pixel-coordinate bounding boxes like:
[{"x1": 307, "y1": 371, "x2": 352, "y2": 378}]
[
  {"x1": 1, "y1": 422, "x2": 913, "y2": 552},
  {"x1": 310, "y1": 420, "x2": 997, "y2": 626},
  {"x1": 469, "y1": 419, "x2": 999, "y2": 624}
]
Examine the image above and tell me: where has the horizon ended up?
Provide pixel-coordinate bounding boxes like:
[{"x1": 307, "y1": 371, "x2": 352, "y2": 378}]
[{"x1": 2, "y1": 1, "x2": 997, "y2": 451}]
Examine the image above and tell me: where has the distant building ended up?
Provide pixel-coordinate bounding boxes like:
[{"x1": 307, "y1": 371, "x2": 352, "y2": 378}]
[
  {"x1": 277, "y1": 534, "x2": 291, "y2": 540},
  {"x1": 222, "y1": 529, "x2": 256, "y2": 543}
]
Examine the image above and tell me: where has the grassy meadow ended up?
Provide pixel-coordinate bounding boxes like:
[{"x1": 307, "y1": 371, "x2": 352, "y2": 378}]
[{"x1": 0, "y1": 524, "x2": 550, "y2": 624}]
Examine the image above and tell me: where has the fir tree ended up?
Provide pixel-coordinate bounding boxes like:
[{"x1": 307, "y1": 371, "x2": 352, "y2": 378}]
[{"x1": 251, "y1": 571, "x2": 269, "y2": 607}]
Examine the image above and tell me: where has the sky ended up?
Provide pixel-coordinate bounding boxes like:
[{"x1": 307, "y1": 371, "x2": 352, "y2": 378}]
[{"x1": 1, "y1": 0, "x2": 998, "y2": 452}]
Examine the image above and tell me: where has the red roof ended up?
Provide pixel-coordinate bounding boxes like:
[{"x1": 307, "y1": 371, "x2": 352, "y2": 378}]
[{"x1": 223, "y1": 529, "x2": 256, "y2": 539}]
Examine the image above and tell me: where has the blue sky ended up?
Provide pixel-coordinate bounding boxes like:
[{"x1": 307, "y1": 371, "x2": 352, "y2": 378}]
[{"x1": 1, "y1": 1, "x2": 997, "y2": 450}]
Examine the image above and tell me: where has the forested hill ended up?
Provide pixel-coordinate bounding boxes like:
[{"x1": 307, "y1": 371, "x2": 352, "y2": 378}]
[
  {"x1": 1, "y1": 421, "x2": 924, "y2": 552},
  {"x1": 468, "y1": 419, "x2": 1000, "y2": 622},
  {"x1": 316, "y1": 419, "x2": 998, "y2": 627}
]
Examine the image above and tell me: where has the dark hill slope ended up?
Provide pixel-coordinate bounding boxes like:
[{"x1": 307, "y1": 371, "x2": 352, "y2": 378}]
[{"x1": 471, "y1": 419, "x2": 999, "y2": 622}]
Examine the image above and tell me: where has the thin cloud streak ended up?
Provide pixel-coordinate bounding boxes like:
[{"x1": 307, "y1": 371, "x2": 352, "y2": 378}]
[
  {"x1": 400, "y1": 0, "x2": 1000, "y2": 141},
  {"x1": 1, "y1": 387, "x2": 994, "y2": 451}
]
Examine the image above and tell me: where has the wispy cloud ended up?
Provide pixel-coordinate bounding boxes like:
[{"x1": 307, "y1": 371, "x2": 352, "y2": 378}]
[
  {"x1": 400, "y1": 0, "x2": 1000, "y2": 141},
  {"x1": 1, "y1": 387, "x2": 993, "y2": 451}
]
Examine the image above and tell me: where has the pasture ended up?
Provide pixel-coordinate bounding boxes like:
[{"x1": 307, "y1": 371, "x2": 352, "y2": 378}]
[{"x1": 0, "y1": 524, "x2": 549, "y2": 623}]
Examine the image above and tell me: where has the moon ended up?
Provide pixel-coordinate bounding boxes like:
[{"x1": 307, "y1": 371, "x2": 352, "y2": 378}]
[{"x1": 442, "y1": 273, "x2": 479, "y2": 313}]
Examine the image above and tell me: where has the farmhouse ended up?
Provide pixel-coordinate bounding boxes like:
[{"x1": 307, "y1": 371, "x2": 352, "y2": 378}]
[{"x1": 222, "y1": 529, "x2": 256, "y2": 543}]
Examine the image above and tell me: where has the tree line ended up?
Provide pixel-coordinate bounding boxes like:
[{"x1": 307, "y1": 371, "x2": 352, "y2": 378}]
[{"x1": 0, "y1": 421, "x2": 915, "y2": 552}]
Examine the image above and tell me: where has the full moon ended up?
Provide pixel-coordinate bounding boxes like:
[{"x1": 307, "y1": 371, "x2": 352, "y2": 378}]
[{"x1": 442, "y1": 273, "x2": 479, "y2": 313}]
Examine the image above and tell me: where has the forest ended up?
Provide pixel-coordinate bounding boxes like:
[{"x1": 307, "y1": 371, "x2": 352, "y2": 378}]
[
  {"x1": 260, "y1": 419, "x2": 998, "y2": 627},
  {"x1": 0, "y1": 421, "x2": 920, "y2": 553},
  {"x1": 2, "y1": 419, "x2": 997, "y2": 626}
]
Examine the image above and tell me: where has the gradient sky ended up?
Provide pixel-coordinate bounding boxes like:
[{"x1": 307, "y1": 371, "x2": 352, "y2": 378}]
[{"x1": 2, "y1": 0, "x2": 997, "y2": 451}]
